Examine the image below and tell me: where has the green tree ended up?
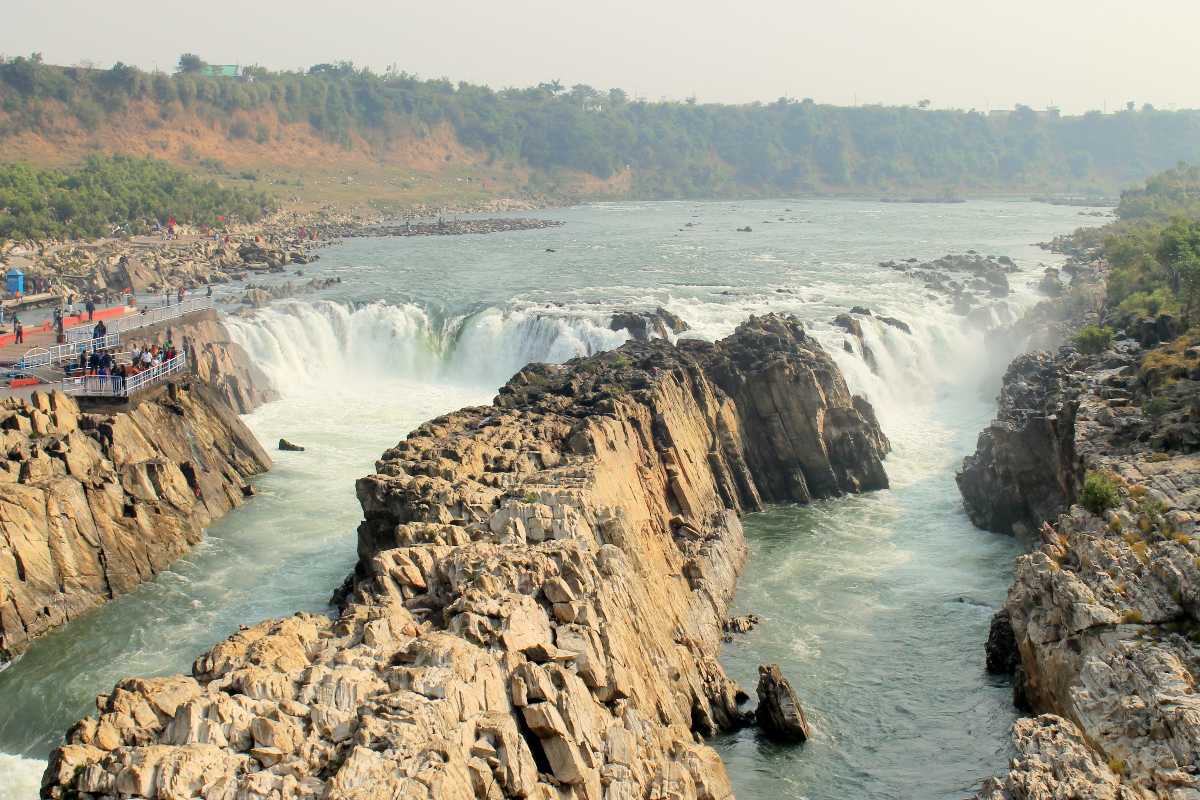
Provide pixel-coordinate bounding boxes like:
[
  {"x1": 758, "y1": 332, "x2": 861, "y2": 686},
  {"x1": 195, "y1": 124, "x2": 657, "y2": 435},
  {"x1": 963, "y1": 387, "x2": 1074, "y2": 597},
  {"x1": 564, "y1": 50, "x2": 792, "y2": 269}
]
[
  {"x1": 1156, "y1": 219, "x2": 1200, "y2": 320},
  {"x1": 177, "y1": 53, "x2": 206, "y2": 74}
]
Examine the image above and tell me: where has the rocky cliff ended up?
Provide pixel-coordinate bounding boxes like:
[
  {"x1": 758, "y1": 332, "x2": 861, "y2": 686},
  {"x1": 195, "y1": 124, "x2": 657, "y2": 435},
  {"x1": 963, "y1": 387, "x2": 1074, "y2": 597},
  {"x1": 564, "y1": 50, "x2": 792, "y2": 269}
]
[
  {"x1": 0, "y1": 381, "x2": 270, "y2": 665},
  {"x1": 956, "y1": 352, "x2": 1080, "y2": 536},
  {"x1": 40, "y1": 314, "x2": 889, "y2": 800},
  {"x1": 970, "y1": 336, "x2": 1200, "y2": 797}
]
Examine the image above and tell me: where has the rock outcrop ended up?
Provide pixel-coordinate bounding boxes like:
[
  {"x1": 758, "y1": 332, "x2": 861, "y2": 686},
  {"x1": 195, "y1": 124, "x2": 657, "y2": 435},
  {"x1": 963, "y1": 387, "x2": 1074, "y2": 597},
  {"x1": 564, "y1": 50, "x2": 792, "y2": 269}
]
[
  {"x1": 608, "y1": 307, "x2": 689, "y2": 343},
  {"x1": 240, "y1": 278, "x2": 342, "y2": 308},
  {"x1": 0, "y1": 381, "x2": 270, "y2": 664},
  {"x1": 977, "y1": 716, "x2": 1139, "y2": 800},
  {"x1": 881, "y1": 252, "x2": 1019, "y2": 332},
  {"x1": 956, "y1": 352, "x2": 1080, "y2": 536},
  {"x1": 41, "y1": 314, "x2": 889, "y2": 800},
  {"x1": 754, "y1": 664, "x2": 811, "y2": 743},
  {"x1": 972, "y1": 335, "x2": 1200, "y2": 797}
]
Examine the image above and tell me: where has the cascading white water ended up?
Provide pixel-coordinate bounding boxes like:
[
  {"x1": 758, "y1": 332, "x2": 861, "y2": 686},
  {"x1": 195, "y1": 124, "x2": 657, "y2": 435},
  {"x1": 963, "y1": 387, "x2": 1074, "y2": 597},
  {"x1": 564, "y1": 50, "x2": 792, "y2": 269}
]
[{"x1": 225, "y1": 300, "x2": 630, "y2": 394}]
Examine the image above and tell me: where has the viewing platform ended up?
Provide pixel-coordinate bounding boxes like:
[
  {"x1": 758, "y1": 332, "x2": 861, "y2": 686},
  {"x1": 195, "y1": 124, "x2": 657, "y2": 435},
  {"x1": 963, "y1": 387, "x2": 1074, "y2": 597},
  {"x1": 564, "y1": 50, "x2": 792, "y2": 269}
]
[
  {"x1": 60, "y1": 350, "x2": 188, "y2": 398},
  {"x1": 0, "y1": 296, "x2": 213, "y2": 398},
  {"x1": 64, "y1": 296, "x2": 214, "y2": 342}
]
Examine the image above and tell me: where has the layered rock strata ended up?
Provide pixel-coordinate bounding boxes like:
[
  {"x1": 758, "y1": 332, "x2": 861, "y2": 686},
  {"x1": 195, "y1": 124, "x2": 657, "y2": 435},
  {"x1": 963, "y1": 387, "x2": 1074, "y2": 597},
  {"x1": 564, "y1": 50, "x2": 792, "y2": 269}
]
[
  {"x1": 41, "y1": 314, "x2": 889, "y2": 800},
  {"x1": 970, "y1": 339, "x2": 1200, "y2": 797},
  {"x1": 0, "y1": 381, "x2": 270, "y2": 664}
]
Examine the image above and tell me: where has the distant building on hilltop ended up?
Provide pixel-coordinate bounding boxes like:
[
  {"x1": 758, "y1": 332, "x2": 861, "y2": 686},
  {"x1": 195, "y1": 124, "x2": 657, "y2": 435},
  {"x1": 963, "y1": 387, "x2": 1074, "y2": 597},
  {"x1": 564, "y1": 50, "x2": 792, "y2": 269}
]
[{"x1": 199, "y1": 64, "x2": 242, "y2": 79}]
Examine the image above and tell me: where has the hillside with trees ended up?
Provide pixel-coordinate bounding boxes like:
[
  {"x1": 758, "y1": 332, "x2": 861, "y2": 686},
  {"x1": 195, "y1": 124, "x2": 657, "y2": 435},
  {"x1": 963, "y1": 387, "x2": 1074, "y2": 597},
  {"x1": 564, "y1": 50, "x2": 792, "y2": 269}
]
[
  {"x1": 2, "y1": 53, "x2": 1200, "y2": 201},
  {"x1": 0, "y1": 155, "x2": 274, "y2": 239}
]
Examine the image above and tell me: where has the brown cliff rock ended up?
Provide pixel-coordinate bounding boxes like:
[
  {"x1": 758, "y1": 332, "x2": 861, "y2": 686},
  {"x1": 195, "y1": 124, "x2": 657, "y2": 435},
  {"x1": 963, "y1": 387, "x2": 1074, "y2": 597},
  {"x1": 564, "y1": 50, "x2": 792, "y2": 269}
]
[
  {"x1": 0, "y1": 382, "x2": 270, "y2": 664},
  {"x1": 41, "y1": 313, "x2": 888, "y2": 800}
]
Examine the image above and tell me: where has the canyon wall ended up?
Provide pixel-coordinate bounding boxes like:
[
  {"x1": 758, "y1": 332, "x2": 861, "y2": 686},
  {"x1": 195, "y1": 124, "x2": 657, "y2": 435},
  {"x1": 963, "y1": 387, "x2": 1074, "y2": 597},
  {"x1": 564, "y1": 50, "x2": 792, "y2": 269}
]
[
  {"x1": 40, "y1": 314, "x2": 889, "y2": 800},
  {"x1": 967, "y1": 339, "x2": 1200, "y2": 798},
  {"x1": 0, "y1": 380, "x2": 270, "y2": 665}
]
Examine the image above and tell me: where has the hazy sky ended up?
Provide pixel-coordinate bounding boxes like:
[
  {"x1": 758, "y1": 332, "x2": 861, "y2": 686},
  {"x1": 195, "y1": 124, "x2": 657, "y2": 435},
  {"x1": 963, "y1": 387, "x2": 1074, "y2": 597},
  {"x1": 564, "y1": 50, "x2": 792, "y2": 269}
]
[{"x1": 3, "y1": 0, "x2": 1197, "y2": 112}]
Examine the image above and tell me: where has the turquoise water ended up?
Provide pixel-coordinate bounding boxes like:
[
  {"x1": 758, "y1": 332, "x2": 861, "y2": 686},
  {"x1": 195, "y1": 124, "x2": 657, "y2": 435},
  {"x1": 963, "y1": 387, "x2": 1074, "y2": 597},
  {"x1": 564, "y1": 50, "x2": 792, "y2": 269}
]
[{"x1": 0, "y1": 199, "x2": 1096, "y2": 798}]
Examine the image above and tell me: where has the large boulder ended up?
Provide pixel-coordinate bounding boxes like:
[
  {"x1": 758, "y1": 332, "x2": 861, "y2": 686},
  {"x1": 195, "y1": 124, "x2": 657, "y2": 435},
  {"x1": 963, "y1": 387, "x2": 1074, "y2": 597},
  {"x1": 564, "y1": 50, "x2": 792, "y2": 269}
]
[{"x1": 689, "y1": 314, "x2": 890, "y2": 500}]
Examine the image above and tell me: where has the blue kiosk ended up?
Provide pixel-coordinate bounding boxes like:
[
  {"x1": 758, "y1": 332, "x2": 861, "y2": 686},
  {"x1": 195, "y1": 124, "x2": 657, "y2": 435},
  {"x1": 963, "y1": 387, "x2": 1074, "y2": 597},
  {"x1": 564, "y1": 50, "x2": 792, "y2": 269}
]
[{"x1": 5, "y1": 268, "x2": 25, "y2": 296}]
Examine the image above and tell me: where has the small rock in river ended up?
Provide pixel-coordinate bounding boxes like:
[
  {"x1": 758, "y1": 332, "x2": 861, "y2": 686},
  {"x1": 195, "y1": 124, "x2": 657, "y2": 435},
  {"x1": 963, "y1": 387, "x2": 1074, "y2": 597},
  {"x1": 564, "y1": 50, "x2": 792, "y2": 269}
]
[{"x1": 755, "y1": 663, "x2": 811, "y2": 743}]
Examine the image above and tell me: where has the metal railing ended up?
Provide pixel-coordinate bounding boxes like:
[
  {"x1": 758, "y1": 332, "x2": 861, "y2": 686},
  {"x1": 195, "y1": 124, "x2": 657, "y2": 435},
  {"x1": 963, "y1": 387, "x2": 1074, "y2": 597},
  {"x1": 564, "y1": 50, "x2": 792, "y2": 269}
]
[
  {"x1": 62, "y1": 351, "x2": 188, "y2": 397},
  {"x1": 20, "y1": 333, "x2": 122, "y2": 369},
  {"x1": 67, "y1": 297, "x2": 214, "y2": 342}
]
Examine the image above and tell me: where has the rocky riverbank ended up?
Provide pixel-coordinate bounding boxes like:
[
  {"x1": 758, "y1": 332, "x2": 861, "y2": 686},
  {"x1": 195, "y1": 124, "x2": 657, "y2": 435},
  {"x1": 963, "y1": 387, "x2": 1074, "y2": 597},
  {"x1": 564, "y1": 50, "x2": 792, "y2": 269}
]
[
  {"x1": 880, "y1": 252, "x2": 1021, "y2": 330},
  {"x1": 0, "y1": 380, "x2": 270, "y2": 665},
  {"x1": 963, "y1": 332, "x2": 1200, "y2": 796},
  {"x1": 0, "y1": 203, "x2": 562, "y2": 303},
  {"x1": 338, "y1": 217, "x2": 563, "y2": 238},
  {"x1": 40, "y1": 314, "x2": 890, "y2": 800}
]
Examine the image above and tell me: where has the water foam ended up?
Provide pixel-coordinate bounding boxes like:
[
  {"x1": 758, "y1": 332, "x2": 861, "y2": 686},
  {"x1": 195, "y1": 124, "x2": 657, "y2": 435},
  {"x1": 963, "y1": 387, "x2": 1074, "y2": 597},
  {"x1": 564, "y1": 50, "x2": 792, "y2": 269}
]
[
  {"x1": 226, "y1": 300, "x2": 629, "y2": 396},
  {"x1": 0, "y1": 753, "x2": 43, "y2": 800}
]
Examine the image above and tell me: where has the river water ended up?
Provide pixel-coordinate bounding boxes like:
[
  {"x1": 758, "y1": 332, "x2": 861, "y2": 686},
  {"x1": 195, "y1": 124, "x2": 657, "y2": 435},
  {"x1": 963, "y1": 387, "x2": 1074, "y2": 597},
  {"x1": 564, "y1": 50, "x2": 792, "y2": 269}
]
[{"x1": 0, "y1": 199, "x2": 1096, "y2": 799}]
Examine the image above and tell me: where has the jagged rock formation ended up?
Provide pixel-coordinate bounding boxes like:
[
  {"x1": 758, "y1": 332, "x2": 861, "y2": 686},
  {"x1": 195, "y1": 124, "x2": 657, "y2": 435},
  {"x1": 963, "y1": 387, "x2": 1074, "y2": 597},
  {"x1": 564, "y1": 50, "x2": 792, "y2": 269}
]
[
  {"x1": 972, "y1": 337, "x2": 1200, "y2": 797},
  {"x1": 42, "y1": 314, "x2": 889, "y2": 800},
  {"x1": 0, "y1": 382, "x2": 270, "y2": 664},
  {"x1": 956, "y1": 352, "x2": 1080, "y2": 536},
  {"x1": 977, "y1": 716, "x2": 1142, "y2": 800},
  {"x1": 608, "y1": 307, "x2": 689, "y2": 343}
]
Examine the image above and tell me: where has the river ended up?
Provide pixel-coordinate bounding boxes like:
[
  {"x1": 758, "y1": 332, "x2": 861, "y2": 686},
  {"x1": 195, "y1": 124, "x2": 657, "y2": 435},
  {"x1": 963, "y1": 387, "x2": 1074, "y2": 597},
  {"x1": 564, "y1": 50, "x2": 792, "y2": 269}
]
[{"x1": 0, "y1": 198, "x2": 1098, "y2": 798}]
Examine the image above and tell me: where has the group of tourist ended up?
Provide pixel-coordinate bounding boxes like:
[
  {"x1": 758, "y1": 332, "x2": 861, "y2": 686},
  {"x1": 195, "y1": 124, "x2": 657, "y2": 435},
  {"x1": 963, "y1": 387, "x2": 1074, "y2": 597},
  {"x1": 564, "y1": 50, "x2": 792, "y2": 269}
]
[
  {"x1": 129, "y1": 340, "x2": 179, "y2": 371},
  {"x1": 72, "y1": 339, "x2": 180, "y2": 393}
]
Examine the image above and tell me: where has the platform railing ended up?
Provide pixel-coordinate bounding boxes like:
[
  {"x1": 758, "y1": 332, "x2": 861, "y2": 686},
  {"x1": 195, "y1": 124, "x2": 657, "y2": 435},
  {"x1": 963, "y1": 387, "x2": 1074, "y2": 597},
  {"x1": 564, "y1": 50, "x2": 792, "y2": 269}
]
[
  {"x1": 61, "y1": 351, "x2": 187, "y2": 397},
  {"x1": 66, "y1": 297, "x2": 214, "y2": 342},
  {"x1": 20, "y1": 333, "x2": 122, "y2": 369}
]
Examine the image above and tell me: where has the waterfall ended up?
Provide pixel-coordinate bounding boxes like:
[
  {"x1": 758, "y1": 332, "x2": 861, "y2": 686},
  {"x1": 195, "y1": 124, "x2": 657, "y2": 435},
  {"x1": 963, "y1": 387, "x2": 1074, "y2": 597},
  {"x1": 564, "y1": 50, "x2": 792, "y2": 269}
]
[{"x1": 225, "y1": 300, "x2": 631, "y2": 396}]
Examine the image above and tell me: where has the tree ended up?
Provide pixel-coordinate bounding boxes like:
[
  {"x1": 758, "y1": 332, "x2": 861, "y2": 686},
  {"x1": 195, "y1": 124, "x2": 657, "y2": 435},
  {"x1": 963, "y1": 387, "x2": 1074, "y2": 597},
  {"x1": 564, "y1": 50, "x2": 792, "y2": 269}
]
[
  {"x1": 918, "y1": 99, "x2": 931, "y2": 109},
  {"x1": 1156, "y1": 219, "x2": 1200, "y2": 320},
  {"x1": 177, "y1": 53, "x2": 206, "y2": 74}
]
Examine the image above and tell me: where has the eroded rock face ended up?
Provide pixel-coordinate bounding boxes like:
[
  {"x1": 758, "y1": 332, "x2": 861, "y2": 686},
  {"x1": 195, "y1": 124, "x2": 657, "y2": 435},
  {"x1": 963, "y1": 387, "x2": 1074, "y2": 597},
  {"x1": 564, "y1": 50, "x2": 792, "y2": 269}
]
[
  {"x1": 42, "y1": 313, "x2": 889, "y2": 800},
  {"x1": 977, "y1": 716, "x2": 1140, "y2": 800},
  {"x1": 956, "y1": 352, "x2": 1080, "y2": 536},
  {"x1": 973, "y1": 337, "x2": 1200, "y2": 797},
  {"x1": 0, "y1": 383, "x2": 270, "y2": 664}
]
